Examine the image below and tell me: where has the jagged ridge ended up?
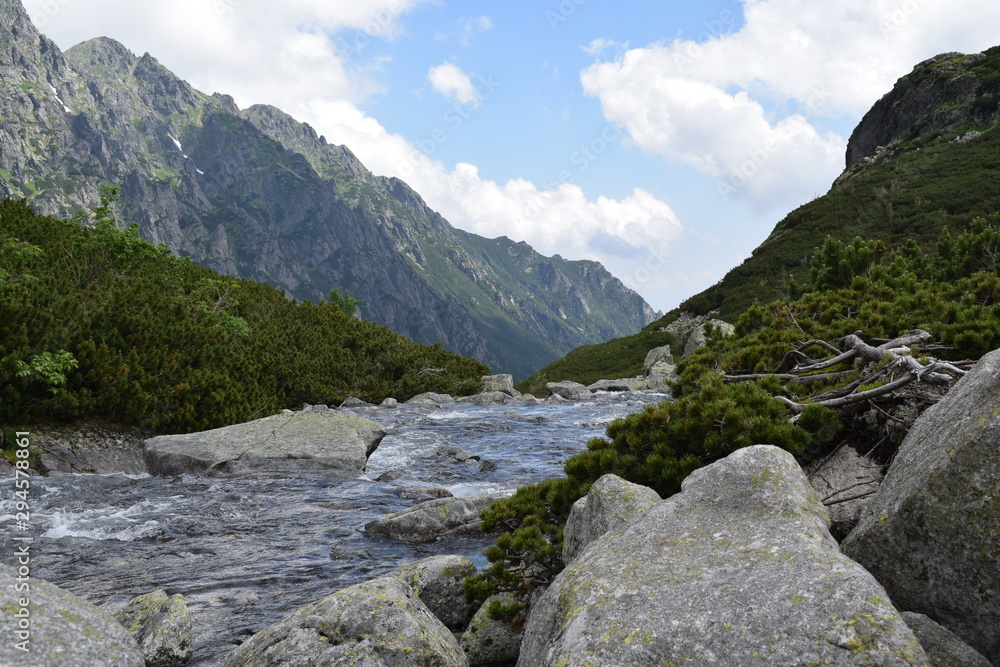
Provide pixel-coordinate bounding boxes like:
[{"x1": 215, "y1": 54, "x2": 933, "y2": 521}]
[{"x1": 0, "y1": 0, "x2": 657, "y2": 379}]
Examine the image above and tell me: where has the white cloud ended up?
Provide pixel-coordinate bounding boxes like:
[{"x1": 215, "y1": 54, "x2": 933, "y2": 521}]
[
  {"x1": 427, "y1": 62, "x2": 480, "y2": 106},
  {"x1": 581, "y1": 0, "x2": 1000, "y2": 210}
]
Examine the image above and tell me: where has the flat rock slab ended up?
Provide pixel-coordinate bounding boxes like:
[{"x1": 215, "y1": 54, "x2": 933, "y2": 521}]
[
  {"x1": 519, "y1": 446, "x2": 928, "y2": 667},
  {"x1": 144, "y1": 411, "x2": 386, "y2": 476}
]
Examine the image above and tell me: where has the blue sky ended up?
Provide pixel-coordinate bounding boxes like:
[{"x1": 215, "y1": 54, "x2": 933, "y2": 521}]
[{"x1": 23, "y1": 0, "x2": 1000, "y2": 312}]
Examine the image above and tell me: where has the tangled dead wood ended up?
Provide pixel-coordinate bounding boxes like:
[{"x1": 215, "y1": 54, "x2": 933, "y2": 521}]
[{"x1": 723, "y1": 329, "x2": 973, "y2": 416}]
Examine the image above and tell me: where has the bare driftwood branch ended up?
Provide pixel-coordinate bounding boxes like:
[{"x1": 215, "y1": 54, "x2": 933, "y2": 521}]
[{"x1": 724, "y1": 370, "x2": 856, "y2": 385}]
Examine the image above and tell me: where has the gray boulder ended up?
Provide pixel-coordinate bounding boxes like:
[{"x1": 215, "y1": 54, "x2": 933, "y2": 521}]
[
  {"x1": 365, "y1": 496, "x2": 498, "y2": 543},
  {"x1": 380, "y1": 397, "x2": 399, "y2": 408},
  {"x1": 458, "y1": 391, "x2": 512, "y2": 405},
  {"x1": 544, "y1": 381, "x2": 591, "y2": 401},
  {"x1": 841, "y1": 349, "x2": 1000, "y2": 664},
  {"x1": 482, "y1": 374, "x2": 519, "y2": 396},
  {"x1": 144, "y1": 411, "x2": 386, "y2": 477},
  {"x1": 587, "y1": 379, "x2": 636, "y2": 393},
  {"x1": 28, "y1": 421, "x2": 149, "y2": 475},
  {"x1": 222, "y1": 576, "x2": 468, "y2": 666},
  {"x1": 682, "y1": 318, "x2": 736, "y2": 358},
  {"x1": 642, "y1": 345, "x2": 677, "y2": 388},
  {"x1": 0, "y1": 565, "x2": 144, "y2": 666},
  {"x1": 901, "y1": 612, "x2": 991, "y2": 667},
  {"x1": 461, "y1": 593, "x2": 524, "y2": 666},
  {"x1": 113, "y1": 590, "x2": 193, "y2": 666},
  {"x1": 562, "y1": 474, "x2": 660, "y2": 564},
  {"x1": 805, "y1": 445, "x2": 883, "y2": 540},
  {"x1": 339, "y1": 395, "x2": 371, "y2": 408},
  {"x1": 406, "y1": 392, "x2": 456, "y2": 406},
  {"x1": 389, "y1": 555, "x2": 478, "y2": 629},
  {"x1": 518, "y1": 446, "x2": 928, "y2": 666}
]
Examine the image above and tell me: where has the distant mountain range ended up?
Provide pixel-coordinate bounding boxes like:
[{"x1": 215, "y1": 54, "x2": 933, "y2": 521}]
[{"x1": 0, "y1": 0, "x2": 659, "y2": 379}]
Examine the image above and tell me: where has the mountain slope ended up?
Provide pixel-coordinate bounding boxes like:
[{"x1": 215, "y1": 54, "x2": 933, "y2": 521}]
[
  {"x1": 519, "y1": 47, "x2": 1000, "y2": 391},
  {"x1": 0, "y1": 0, "x2": 656, "y2": 379}
]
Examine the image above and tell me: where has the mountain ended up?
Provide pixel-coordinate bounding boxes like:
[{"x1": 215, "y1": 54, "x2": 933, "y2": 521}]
[
  {"x1": 0, "y1": 0, "x2": 657, "y2": 380},
  {"x1": 518, "y1": 47, "x2": 1000, "y2": 393}
]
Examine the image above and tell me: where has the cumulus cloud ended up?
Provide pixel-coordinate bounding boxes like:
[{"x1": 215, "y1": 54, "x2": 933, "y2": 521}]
[
  {"x1": 581, "y1": 0, "x2": 1000, "y2": 209},
  {"x1": 427, "y1": 62, "x2": 480, "y2": 106}
]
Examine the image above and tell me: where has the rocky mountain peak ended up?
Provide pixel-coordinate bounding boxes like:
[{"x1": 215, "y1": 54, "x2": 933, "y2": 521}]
[
  {"x1": 64, "y1": 37, "x2": 138, "y2": 79},
  {"x1": 845, "y1": 48, "x2": 1000, "y2": 169}
]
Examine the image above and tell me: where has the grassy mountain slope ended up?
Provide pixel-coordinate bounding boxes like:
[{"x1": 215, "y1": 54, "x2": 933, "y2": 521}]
[
  {"x1": 518, "y1": 48, "x2": 1000, "y2": 394},
  {"x1": 0, "y1": 198, "x2": 487, "y2": 433}
]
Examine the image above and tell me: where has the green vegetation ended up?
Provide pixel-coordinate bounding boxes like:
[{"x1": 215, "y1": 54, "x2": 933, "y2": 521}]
[
  {"x1": 0, "y1": 196, "x2": 487, "y2": 433},
  {"x1": 523, "y1": 122, "x2": 1000, "y2": 390},
  {"x1": 468, "y1": 213, "x2": 1000, "y2": 625}
]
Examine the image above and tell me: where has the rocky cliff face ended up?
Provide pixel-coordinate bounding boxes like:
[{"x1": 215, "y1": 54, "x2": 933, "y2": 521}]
[
  {"x1": 0, "y1": 0, "x2": 657, "y2": 379},
  {"x1": 845, "y1": 48, "x2": 1000, "y2": 169}
]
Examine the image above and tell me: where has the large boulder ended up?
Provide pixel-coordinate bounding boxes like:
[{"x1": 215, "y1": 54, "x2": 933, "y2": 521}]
[
  {"x1": 389, "y1": 555, "x2": 478, "y2": 630},
  {"x1": 365, "y1": 496, "x2": 498, "y2": 543},
  {"x1": 901, "y1": 612, "x2": 991, "y2": 667},
  {"x1": 143, "y1": 411, "x2": 386, "y2": 476},
  {"x1": 113, "y1": 590, "x2": 193, "y2": 666},
  {"x1": 29, "y1": 421, "x2": 149, "y2": 475},
  {"x1": 0, "y1": 565, "x2": 144, "y2": 666},
  {"x1": 641, "y1": 345, "x2": 677, "y2": 388},
  {"x1": 544, "y1": 381, "x2": 591, "y2": 401},
  {"x1": 481, "y1": 374, "x2": 519, "y2": 397},
  {"x1": 518, "y1": 446, "x2": 928, "y2": 666},
  {"x1": 461, "y1": 593, "x2": 524, "y2": 666},
  {"x1": 562, "y1": 474, "x2": 661, "y2": 564},
  {"x1": 221, "y1": 576, "x2": 468, "y2": 666},
  {"x1": 458, "y1": 391, "x2": 512, "y2": 405},
  {"x1": 841, "y1": 349, "x2": 1000, "y2": 664}
]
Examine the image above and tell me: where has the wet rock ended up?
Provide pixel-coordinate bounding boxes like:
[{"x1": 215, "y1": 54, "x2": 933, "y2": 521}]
[
  {"x1": 389, "y1": 555, "x2": 478, "y2": 629},
  {"x1": 144, "y1": 411, "x2": 386, "y2": 477},
  {"x1": 436, "y1": 446, "x2": 480, "y2": 463},
  {"x1": 380, "y1": 397, "x2": 398, "y2": 408},
  {"x1": 113, "y1": 589, "x2": 193, "y2": 666},
  {"x1": 544, "y1": 381, "x2": 591, "y2": 401},
  {"x1": 842, "y1": 348, "x2": 1000, "y2": 663},
  {"x1": 34, "y1": 453, "x2": 74, "y2": 476},
  {"x1": 406, "y1": 392, "x2": 456, "y2": 406},
  {"x1": 562, "y1": 474, "x2": 661, "y2": 564},
  {"x1": 221, "y1": 576, "x2": 468, "y2": 666},
  {"x1": 0, "y1": 565, "x2": 144, "y2": 666},
  {"x1": 398, "y1": 485, "x2": 454, "y2": 500},
  {"x1": 364, "y1": 496, "x2": 498, "y2": 543},
  {"x1": 545, "y1": 393, "x2": 567, "y2": 405},
  {"x1": 461, "y1": 593, "x2": 523, "y2": 666},
  {"x1": 478, "y1": 460, "x2": 498, "y2": 473},
  {"x1": 458, "y1": 391, "x2": 512, "y2": 405},
  {"x1": 805, "y1": 444, "x2": 883, "y2": 540},
  {"x1": 902, "y1": 612, "x2": 991, "y2": 667},
  {"x1": 339, "y1": 396, "x2": 370, "y2": 408},
  {"x1": 519, "y1": 446, "x2": 928, "y2": 666},
  {"x1": 587, "y1": 379, "x2": 635, "y2": 393}
]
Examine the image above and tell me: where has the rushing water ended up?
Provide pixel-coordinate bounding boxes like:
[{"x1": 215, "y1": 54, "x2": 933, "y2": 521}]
[{"x1": 0, "y1": 392, "x2": 664, "y2": 665}]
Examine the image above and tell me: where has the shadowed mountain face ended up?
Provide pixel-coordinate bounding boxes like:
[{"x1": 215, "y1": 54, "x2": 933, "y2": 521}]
[{"x1": 0, "y1": 0, "x2": 658, "y2": 379}]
